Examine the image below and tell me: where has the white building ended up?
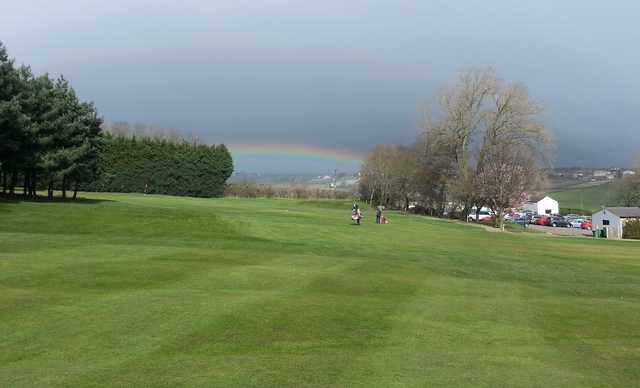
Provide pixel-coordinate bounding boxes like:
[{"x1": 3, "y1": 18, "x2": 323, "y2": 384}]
[
  {"x1": 524, "y1": 196, "x2": 559, "y2": 215},
  {"x1": 592, "y1": 207, "x2": 640, "y2": 240},
  {"x1": 593, "y1": 170, "x2": 614, "y2": 180}
]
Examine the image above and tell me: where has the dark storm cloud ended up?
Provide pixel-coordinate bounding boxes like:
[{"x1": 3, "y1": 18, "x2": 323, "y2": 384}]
[{"x1": 3, "y1": 0, "x2": 639, "y2": 169}]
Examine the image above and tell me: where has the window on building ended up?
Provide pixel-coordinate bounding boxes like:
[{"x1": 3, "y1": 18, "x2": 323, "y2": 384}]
[
  {"x1": 545, "y1": 209, "x2": 552, "y2": 214},
  {"x1": 603, "y1": 220, "x2": 610, "y2": 226}
]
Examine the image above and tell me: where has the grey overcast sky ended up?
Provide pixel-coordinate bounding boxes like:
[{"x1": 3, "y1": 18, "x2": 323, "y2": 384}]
[{"x1": 2, "y1": 0, "x2": 640, "y2": 172}]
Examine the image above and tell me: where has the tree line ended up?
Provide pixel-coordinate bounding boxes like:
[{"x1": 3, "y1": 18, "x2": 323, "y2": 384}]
[
  {"x1": 1, "y1": 41, "x2": 234, "y2": 199},
  {"x1": 85, "y1": 136, "x2": 233, "y2": 198},
  {"x1": 0, "y1": 42, "x2": 102, "y2": 199},
  {"x1": 614, "y1": 162, "x2": 640, "y2": 207},
  {"x1": 360, "y1": 69, "x2": 551, "y2": 230}
]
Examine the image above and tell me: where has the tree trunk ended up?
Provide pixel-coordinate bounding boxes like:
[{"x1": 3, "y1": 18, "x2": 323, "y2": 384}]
[
  {"x1": 30, "y1": 171, "x2": 37, "y2": 197},
  {"x1": 9, "y1": 170, "x2": 17, "y2": 195},
  {"x1": 23, "y1": 171, "x2": 29, "y2": 196},
  {"x1": 62, "y1": 176, "x2": 67, "y2": 199},
  {"x1": 48, "y1": 180, "x2": 54, "y2": 200},
  {"x1": 73, "y1": 181, "x2": 78, "y2": 200},
  {"x1": 1, "y1": 170, "x2": 6, "y2": 194},
  {"x1": 496, "y1": 208, "x2": 505, "y2": 231},
  {"x1": 461, "y1": 204, "x2": 470, "y2": 222}
]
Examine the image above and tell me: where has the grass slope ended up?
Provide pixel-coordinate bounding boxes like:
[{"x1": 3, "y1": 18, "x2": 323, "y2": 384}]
[
  {"x1": 549, "y1": 184, "x2": 614, "y2": 213},
  {"x1": 1, "y1": 193, "x2": 639, "y2": 387}
]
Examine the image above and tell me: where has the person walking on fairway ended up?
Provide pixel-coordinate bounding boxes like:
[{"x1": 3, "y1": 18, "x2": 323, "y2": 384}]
[
  {"x1": 352, "y1": 204, "x2": 362, "y2": 225},
  {"x1": 375, "y1": 205, "x2": 382, "y2": 224}
]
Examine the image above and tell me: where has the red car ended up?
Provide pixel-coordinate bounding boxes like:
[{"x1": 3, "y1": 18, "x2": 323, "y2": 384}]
[
  {"x1": 534, "y1": 216, "x2": 549, "y2": 225},
  {"x1": 581, "y1": 220, "x2": 592, "y2": 230}
]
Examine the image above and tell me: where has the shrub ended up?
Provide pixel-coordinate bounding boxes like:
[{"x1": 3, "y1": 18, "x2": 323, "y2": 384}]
[
  {"x1": 225, "y1": 183, "x2": 355, "y2": 200},
  {"x1": 623, "y1": 219, "x2": 640, "y2": 240}
]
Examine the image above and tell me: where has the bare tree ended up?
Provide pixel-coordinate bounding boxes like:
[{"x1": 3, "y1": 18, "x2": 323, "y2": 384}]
[
  {"x1": 360, "y1": 145, "x2": 393, "y2": 205},
  {"x1": 418, "y1": 70, "x2": 551, "y2": 226},
  {"x1": 359, "y1": 144, "x2": 420, "y2": 209},
  {"x1": 389, "y1": 144, "x2": 420, "y2": 211},
  {"x1": 419, "y1": 69, "x2": 496, "y2": 217},
  {"x1": 615, "y1": 160, "x2": 640, "y2": 206},
  {"x1": 476, "y1": 82, "x2": 550, "y2": 229},
  {"x1": 166, "y1": 128, "x2": 182, "y2": 143},
  {"x1": 133, "y1": 122, "x2": 148, "y2": 138},
  {"x1": 110, "y1": 121, "x2": 131, "y2": 137}
]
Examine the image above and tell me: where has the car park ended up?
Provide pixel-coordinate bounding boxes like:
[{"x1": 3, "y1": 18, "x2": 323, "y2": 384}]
[
  {"x1": 567, "y1": 217, "x2": 586, "y2": 228},
  {"x1": 514, "y1": 215, "x2": 532, "y2": 226},
  {"x1": 546, "y1": 216, "x2": 571, "y2": 228},
  {"x1": 581, "y1": 220, "x2": 593, "y2": 230},
  {"x1": 533, "y1": 215, "x2": 549, "y2": 225}
]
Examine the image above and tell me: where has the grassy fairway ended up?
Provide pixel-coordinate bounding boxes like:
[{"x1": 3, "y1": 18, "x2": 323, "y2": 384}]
[
  {"x1": 1, "y1": 193, "x2": 639, "y2": 387},
  {"x1": 550, "y1": 184, "x2": 614, "y2": 213}
]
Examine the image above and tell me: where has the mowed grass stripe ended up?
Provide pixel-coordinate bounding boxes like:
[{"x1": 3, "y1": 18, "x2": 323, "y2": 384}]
[{"x1": 1, "y1": 193, "x2": 639, "y2": 387}]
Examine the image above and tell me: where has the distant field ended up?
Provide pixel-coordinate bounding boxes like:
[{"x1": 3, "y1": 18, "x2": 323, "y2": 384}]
[
  {"x1": 549, "y1": 183, "x2": 615, "y2": 213},
  {"x1": 1, "y1": 193, "x2": 639, "y2": 387}
]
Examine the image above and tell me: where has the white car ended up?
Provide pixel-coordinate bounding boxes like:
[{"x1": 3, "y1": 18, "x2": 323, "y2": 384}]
[
  {"x1": 568, "y1": 218, "x2": 585, "y2": 228},
  {"x1": 468, "y1": 210, "x2": 494, "y2": 222}
]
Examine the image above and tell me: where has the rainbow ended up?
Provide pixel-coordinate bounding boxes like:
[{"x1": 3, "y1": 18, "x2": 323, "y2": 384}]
[{"x1": 229, "y1": 143, "x2": 365, "y2": 163}]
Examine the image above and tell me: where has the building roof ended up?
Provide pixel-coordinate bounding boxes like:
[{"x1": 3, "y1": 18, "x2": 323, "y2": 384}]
[
  {"x1": 531, "y1": 195, "x2": 557, "y2": 203},
  {"x1": 600, "y1": 207, "x2": 640, "y2": 218}
]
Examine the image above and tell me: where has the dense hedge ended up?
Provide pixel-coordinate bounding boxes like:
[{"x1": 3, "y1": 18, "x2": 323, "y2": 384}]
[
  {"x1": 85, "y1": 136, "x2": 233, "y2": 197},
  {"x1": 623, "y1": 219, "x2": 640, "y2": 240}
]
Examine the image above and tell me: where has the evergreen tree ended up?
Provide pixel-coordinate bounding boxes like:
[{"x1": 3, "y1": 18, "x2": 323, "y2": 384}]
[
  {"x1": 0, "y1": 42, "x2": 27, "y2": 194},
  {"x1": 1, "y1": 42, "x2": 103, "y2": 199},
  {"x1": 1, "y1": 41, "x2": 228, "y2": 200}
]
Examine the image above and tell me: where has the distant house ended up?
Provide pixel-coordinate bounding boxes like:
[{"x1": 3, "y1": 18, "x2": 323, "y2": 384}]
[
  {"x1": 592, "y1": 207, "x2": 640, "y2": 239},
  {"x1": 593, "y1": 170, "x2": 614, "y2": 180},
  {"x1": 523, "y1": 196, "x2": 559, "y2": 215}
]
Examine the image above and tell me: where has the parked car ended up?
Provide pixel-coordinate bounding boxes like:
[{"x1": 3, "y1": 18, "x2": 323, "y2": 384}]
[
  {"x1": 514, "y1": 215, "x2": 531, "y2": 225},
  {"x1": 478, "y1": 215, "x2": 496, "y2": 224},
  {"x1": 581, "y1": 220, "x2": 593, "y2": 230},
  {"x1": 567, "y1": 218, "x2": 585, "y2": 228},
  {"x1": 545, "y1": 216, "x2": 571, "y2": 227},
  {"x1": 533, "y1": 215, "x2": 549, "y2": 225},
  {"x1": 468, "y1": 210, "x2": 494, "y2": 222}
]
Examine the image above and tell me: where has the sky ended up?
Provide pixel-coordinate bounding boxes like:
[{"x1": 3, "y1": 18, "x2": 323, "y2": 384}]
[{"x1": 2, "y1": 0, "x2": 639, "y2": 173}]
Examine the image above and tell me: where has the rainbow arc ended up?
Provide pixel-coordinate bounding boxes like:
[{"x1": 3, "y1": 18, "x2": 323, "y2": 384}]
[{"x1": 229, "y1": 144, "x2": 364, "y2": 163}]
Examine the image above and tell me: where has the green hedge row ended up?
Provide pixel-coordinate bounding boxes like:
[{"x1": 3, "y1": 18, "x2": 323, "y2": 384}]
[
  {"x1": 84, "y1": 136, "x2": 233, "y2": 197},
  {"x1": 560, "y1": 207, "x2": 592, "y2": 216}
]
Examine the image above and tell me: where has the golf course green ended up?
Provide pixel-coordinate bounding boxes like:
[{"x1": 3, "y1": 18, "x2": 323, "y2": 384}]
[{"x1": 1, "y1": 193, "x2": 639, "y2": 387}]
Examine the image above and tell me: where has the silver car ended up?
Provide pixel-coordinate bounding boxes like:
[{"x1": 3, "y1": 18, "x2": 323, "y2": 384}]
[{"x1": 568, "y1": 218, "x2": 585, "y2": 228}]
